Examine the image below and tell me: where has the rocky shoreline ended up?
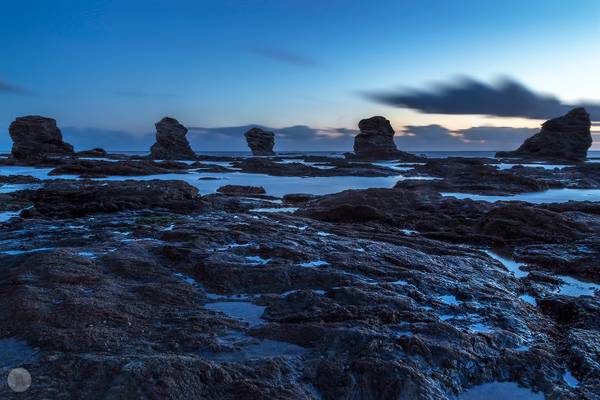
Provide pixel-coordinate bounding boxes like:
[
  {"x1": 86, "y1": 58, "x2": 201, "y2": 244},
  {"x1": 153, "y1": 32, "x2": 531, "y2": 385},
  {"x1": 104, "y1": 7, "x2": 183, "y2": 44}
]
[{"x1": 0, "y1": 109, "x2": 599, "y2": 399}]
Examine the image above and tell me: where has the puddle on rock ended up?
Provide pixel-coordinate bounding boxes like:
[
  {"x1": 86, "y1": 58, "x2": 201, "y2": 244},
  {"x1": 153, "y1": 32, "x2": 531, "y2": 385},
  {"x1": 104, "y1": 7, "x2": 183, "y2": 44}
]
[
  {"x1": 245, "y1": 256, "x2": 271, "y2": 265},
  {"x1": 520, "y1": 294, "x2": 537, "y2": 306},
  {"x1": 250, "y1": 207, "x2": 298, "y2": 213},
  {"x1": 459, "y1": 382, "x2": 544, "y2": 400},
  {"x1": 555, "y1": 275, "x2": 600, "y2": 297},
  {"x1": 0, "y1": 337, "x2": 39, "y2": 368},
  {"x1": 563, "y1": 371, "x2": 579, "y2": 388},
  {"x1": 439, "y1": 295, "x2": 461, "y2": 305},
  {"x1": 204, "y1": 302, "x2": 266, "y2": 327},
  {"x1": 299, "y1": 260, "x2": 329, "y2": 268},
  {"x1": 483, "y1": 249, "x2": 528, "y2": 278},
  {"x1": 201, "y1": 332, "x2": 306, "y2": 362}
]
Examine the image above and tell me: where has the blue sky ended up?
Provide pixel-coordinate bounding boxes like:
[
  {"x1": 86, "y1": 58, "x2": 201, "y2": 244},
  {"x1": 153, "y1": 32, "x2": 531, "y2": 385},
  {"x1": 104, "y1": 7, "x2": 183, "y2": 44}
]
[{"x1": 1, "y1": 0, "x2": 599, "y2": 151}]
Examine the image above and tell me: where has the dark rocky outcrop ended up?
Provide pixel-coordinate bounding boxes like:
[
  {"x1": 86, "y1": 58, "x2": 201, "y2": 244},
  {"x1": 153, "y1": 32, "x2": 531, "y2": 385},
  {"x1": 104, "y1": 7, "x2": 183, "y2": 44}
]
[
  {"x1": 346, "y1": 116, "x2": 421, "y2": 161},
  {"x1": 9, "y1": 116, "x2": 74, "y2": 159},
  {"x1": 48, "y1": 159, "x2": 190, "y2": 178},
  {"x1": 233, "y1": 158, "x2": 399, "y2": 177},
  {"x1": 150, "y1": 117, "x2": 197, "y2": 160},
  {"x1": 75, "y1": 148, "x2": 107, "y2": 157},
  {"x1": 397, "y1": 157, "x2": 557, "y2": 194},
  {"x1": 496, "y1": 108, "x2": 592, "y2": 162},
  {"x1": 22, "y1": 180, "x2": 202, "y2": 218},
  {"x1": 475, "y1": 204, "x2": 589, "y2": 243},
  {"x1": 244, "y1": 127, "x2": 275, "y2": 156},
  {"x1": 217, "y1": 185, "x2": 266, "y2": 195}
]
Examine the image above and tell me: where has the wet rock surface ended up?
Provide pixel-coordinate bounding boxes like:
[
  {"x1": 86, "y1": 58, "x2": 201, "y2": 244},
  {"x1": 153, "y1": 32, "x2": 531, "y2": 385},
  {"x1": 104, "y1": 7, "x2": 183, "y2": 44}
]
[
  {"x1": 18, "y1": 180, "x2": 203, "y2": 218},
  {"x1": 0, "y1": 157, "x2": 599, "y2": 399},
  {"x1": 9, "y1": 116, "x2": 74, "y2": 160},
  {"x1": 496, "y1": 108, "x2": 592, "y2": 162},
  {"x1": 150, "y1": 117, "x2": 197, "y2": 160},
  {"x1": 75, "y1": 148, "x2": 108, "y2": 157},
  {"x1": 48, "y1": 159, "x2": 191, "y2": 178},
  {"x1": 245, "y1": 127, "x2": 275, "y2": 156}
]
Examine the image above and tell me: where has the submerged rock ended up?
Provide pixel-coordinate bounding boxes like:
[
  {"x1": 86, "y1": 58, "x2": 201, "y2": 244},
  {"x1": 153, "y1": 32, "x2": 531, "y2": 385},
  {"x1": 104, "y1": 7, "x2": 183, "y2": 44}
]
[
  {"x1": 217, "y1": 185, "x2": 266, "y2": 195},
  {"x1": 496, "y1": 108, "x2": 592, "y2": 162},
  {"x1": 347, "y1": 116, "x2": 421, "y2": 161},
  {"x1": 245, "y1": 127, "x2": 275, "y2": 156},
  {"x1": 9, "y1": 116, "x2": 74, "y2": 159},
  {"x1": 150, "y1": 117, "x2": 197, "y2": 160}
]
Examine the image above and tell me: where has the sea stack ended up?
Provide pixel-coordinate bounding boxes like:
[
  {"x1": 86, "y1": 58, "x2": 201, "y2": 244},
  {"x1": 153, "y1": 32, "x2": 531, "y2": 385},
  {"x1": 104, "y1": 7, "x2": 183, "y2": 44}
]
[
  {"x1": 9, "y1": 116, "x2": 74, "y2": 159},
  {"x1": 244, "y1": 127, "x2": 275, "y2": 156},
  {"x1": 348, "y1": 116, "x2": 419, "y2": 161},
  {"x1": 496, "y1": 107, "x2": 592, "y2": 162},
  {"x1": 150, "y1": 117, "x2": 196, "y2": 160}
]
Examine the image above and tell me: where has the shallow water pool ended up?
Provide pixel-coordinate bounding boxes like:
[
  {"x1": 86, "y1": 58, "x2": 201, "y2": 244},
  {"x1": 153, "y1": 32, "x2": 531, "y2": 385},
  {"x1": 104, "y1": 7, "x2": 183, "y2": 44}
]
[{"x1": 442, "y1": 188, "x2": 600, "y2": 203}]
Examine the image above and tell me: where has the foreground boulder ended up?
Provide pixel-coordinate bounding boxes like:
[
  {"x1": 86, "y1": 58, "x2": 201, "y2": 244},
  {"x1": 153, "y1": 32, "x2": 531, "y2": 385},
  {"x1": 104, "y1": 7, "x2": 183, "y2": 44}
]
[
  {"x1": 347, "y1": 116, "x2": 420, "y2": 161},
  {"x1": 245, "y1": 127, "x2": 275, "y2": 155},
  {"x1": 9, "y1": 116, "x2": 74, "y2": 159},
  {"x1": 496, "y1": 107, "x2": 592, "y2": 162},
  {"x1": 150, "y1": 117, "x2": 196, "y2": 160}
]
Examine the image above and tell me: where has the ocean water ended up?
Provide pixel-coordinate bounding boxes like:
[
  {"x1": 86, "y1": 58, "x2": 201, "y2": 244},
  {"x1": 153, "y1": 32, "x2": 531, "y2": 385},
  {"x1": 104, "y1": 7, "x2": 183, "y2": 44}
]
[{"x1": 1, "y1": 151, "x2": 599, "y2": 200}]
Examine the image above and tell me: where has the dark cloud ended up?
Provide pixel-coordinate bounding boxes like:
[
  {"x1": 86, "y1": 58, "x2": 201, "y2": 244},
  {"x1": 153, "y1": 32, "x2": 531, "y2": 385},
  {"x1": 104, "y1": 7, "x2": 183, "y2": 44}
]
[
  {"x1": 397, "y1": 125, "x2": 538, "y2": 151},
  {"x1": 6, "y1": 123, "x2": 596, "y2": 153},
  {"x1": 250, "y1": 47, "x2": 322, "y2": 68},
  {"x1": 365, "y1": 77, "x2": 600, "y2": 120},
  {"x1": 0, "y1": 80, "x2": 29, "y2": 95}
]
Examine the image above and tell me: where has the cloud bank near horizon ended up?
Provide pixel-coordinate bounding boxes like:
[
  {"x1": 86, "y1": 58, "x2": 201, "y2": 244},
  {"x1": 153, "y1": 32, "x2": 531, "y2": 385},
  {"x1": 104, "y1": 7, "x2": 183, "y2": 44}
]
[
  {"x1": 1, "y1": 123, "x2": 587, "y2": 153},
  {"x1": 365, "y1": 77, "x2": 600, "y2": 121}
]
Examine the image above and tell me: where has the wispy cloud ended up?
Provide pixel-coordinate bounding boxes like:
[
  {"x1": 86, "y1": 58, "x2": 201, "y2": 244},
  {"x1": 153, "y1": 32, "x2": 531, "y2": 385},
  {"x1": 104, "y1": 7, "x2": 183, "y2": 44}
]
[
  {"x1": 0, "y1": 80, "x2": 30, "y2": 95},
  {"x1": 250, "y1": 47, "x2": 322, "y2": 68},
  {"x1": 364, "y1": 76, "x2": 600, "y2": 120}
]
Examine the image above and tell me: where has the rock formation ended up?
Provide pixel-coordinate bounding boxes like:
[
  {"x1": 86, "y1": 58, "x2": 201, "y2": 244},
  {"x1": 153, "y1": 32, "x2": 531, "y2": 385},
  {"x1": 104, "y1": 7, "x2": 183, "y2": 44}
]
[
  {"x1": 244, "y1": 127, "x2": 275, "y2": 156},
  {"x1": 9, "y1": 116, "x2": 74, "y2": 159},
  {"x1": 150, "y1": 117, "x2": 196, "y2": 160},
  {"x1": 75, "y1": 148, "x2": 107, "y2": 157},
  {"x1": 347, "y1": 116, "x2": 420, "y2": 161},
  {"x1": 496, "y1": 107, "x2": 592, "y2": 162}
]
